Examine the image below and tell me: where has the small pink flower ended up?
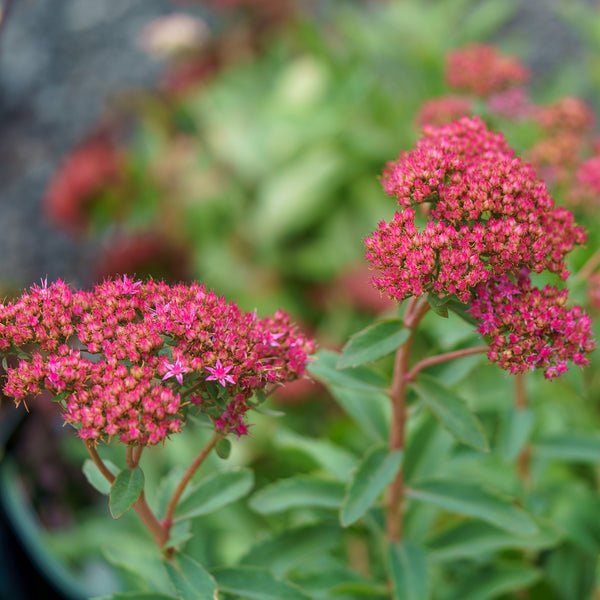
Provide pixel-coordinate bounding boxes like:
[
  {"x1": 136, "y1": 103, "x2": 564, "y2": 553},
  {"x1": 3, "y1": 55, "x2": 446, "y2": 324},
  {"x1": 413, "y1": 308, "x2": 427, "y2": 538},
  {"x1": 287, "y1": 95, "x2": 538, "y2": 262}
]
[
  {"x1": 162, "y1": 357, "x2": 191, "y2": 385},
  {"x1": 205, "y1": 358, "x2": 236, "y2": 387}
]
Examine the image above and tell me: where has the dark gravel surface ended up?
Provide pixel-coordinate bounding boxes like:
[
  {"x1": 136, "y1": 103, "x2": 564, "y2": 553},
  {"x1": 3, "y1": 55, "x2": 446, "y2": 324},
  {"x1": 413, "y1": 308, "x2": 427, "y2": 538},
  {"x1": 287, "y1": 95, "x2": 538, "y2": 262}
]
[{"x1": 0, "y1": 0, "x2": 591, "y2": 290}]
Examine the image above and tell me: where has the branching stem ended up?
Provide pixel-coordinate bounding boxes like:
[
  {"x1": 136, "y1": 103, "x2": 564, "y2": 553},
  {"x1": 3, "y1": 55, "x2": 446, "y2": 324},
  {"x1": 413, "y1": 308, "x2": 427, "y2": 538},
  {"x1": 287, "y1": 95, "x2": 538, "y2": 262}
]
[
  {"x1": 404, "y1": 345, "x2": 489, "y2": 382},
  {"x1": 162, "y1": 433, "x2": 221, "y2": 530}
]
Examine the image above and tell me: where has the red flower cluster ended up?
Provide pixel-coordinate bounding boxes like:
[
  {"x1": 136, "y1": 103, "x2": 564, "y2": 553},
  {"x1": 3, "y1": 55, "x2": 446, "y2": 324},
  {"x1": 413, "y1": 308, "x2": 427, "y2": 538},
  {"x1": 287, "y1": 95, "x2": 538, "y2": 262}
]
[
  {"x1": 44, "y1": 136, "x2": 123, "y2": 233},
  {"x1": 569, "y1": 155, "x2": 600, "y2": 208},
  {"x1": 527, "y1": 96, "x2": 596, "y2": 186},
  {"x1": 445, "y1": 43, "x2": 531, "y2": 98},
  {"x1": 1, "y1": 278, "x2": 314, "y2": 445},
  {"x1": 469, "y1": 271, "x2": 595, "y2": 379},
  {"x1": 415, "y1": 96, "x2": 474, "y2": 129},
  {"x1": 365, "y1": 117, "x2": 586, "y2": 302}
]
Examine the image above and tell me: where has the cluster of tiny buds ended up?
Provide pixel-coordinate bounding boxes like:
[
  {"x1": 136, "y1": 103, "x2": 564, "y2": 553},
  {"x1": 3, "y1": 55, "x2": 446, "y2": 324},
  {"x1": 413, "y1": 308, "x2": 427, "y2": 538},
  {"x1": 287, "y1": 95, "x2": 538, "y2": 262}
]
[
  {"x1": 365, "y1": 117, "x2": 586, "y2": 303},
  {"x1": 445, "y1": 43, "x2": 531, "y2": 98},
  {"x1": 527, "y1": 96, "x2": 597, "y2": 187},
  {"x1": 469, "y1": 271, "x2": 595, "y2": 379},
  {"x1": 1, "y1": 277, "x2": 314, "y2": 446}
]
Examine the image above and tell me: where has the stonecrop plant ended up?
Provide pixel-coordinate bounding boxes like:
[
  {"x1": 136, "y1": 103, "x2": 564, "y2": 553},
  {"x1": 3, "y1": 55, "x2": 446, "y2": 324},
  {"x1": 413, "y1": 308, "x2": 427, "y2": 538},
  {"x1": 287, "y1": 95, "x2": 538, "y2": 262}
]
[
  {"x1": 4, "y1": 20, "x2": 600, "y2": 598},
  {"x1": 1, "y1": 276, "x2": 313, "y2": 556}
]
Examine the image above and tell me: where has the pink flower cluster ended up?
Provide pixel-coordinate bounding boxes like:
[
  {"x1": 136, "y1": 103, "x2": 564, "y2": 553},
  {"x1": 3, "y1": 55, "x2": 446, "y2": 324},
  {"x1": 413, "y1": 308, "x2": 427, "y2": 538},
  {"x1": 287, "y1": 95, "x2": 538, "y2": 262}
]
[
  {"x1": 1, "y1": 277, "x2": 314, "y2": 445},
  {"x1": 365, "y1": 117, "x2": 586, "y2": 303},
  {"x1": 445, "y1": 43, "x2": 531, "y2": 98},
  {"x1": 569, "y1": 155, "x2": 600, "y2": 208},
  {"x1": 469, "y1": 271, "x2": 595, "y2": 379},
  {"x1": 415, "y1": 96, "x2": 474, "y2": 129},
  {"x1": 527, "y1": 96, "x2": 597, "y2": 187}
]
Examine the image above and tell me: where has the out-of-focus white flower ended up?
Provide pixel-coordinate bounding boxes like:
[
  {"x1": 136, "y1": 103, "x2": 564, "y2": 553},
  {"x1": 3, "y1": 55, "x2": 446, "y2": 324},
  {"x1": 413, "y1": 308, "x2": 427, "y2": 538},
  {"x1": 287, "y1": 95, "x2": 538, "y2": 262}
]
[{"x1": 138, "y1": 13, "x2": 210, "y2": 60}]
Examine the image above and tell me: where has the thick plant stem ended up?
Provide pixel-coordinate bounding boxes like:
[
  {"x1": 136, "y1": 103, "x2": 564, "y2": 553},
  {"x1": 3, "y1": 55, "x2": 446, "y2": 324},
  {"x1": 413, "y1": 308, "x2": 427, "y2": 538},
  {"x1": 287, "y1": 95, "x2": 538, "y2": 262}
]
[
  {"x1": 84, "y1": 441, "x2": 169, "y2": 549},
  {"x1": 162, "y1": 433, "x2": 221, "y2": 530},
  {"x1": 385, "y1": 298, "x2": 429, "y2": 543},
  {"x1": 514, "y1": 373, "x2": 531, "y2": 482},
  {"x1": 134, "y1": 490, "x2": 170, "y2": 549},
  {"x1": 404, "y1": 345, "x2": 489, "y2": 382}
]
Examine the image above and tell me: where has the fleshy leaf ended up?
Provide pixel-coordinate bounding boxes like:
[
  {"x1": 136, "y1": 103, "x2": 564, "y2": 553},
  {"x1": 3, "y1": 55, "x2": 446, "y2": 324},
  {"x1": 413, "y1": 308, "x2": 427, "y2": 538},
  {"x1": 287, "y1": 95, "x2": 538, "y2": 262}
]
[
  {"x1": 427, "y1": 293, "x2": 449, "y2": 318},
  {"x1": 429, "y1": 519, "x2": 561, "y2": 562},
  {"x1": 337, "y1": 319, "x2": 410, "y2": 368},
  {"x1": 109, "y1": 467, "x2": 144, "y2": 519},
  {"x1": 341, "y1": 445, "x2": 403, "y2": 526},
  {"x1": 248, "y1": 475, "x2": 345, "y2": 514},
  {"x1": 533, "y1": 434, "x2": 600, "y2": 463},
  {"x1": 329, "y1": 385, "x2": 390, "y2": 442},
  {"x1": 274, "y1": 428, "x2": 358, "y2": 482},
  {"x1": 406, "y1": 479, "x2": 538, "y2": 535},
  {"x1": 163, "y1": 554, "x2": 218, "y2": 600},
  {"x1": 308, "y1": 350, "x2": 388, "y2": 392},
  {"x1": 241, "y1": 523, "x2": 341, "y2": 575},
  {"x1": 450, "y1": 563, "x2": 540, "y2": 600},
  {"x1": 411, "y1": 374, "x2": 489, "y2": 452},
  {"x1": 216, "y1": 438, "x2": 232, "y2": 459},
  {"x1": 82, "y1": 459, "x2": 120, "y2": 495},
  {"x1": 388, "y1": 541, "x2": 429, "y2": 600},
  {"x1": 211, "y1": 566, "x2": 312, "y2": 600},
  {"x1": 497, "y1": 408, "x2": 534, "y2": 462},
  {"x1": 174, "y1": 468, "x2": 254, "y2": 521},
  {"x1": 95, "y1": 594, "x2": 177, "y2": 600}
]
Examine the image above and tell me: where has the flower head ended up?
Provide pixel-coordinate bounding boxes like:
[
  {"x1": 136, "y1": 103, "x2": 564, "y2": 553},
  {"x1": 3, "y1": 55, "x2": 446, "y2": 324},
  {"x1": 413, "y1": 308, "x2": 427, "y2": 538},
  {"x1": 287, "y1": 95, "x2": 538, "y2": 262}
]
[
  {"x1": 445, "y1": 43, "x2": 530, "y2": 98},
  {"x1": 205, "y1": 358, "x2": 236, "y2": 387},
  {"x1": 365, "y1": 117, "x2": 586, "y2": 303},
  {"x1": 0, "y1": 278, "x2": 314, "y2": 444},
  {"x1": 469, "y1": 271, "x2": 595, "y2": 379}
]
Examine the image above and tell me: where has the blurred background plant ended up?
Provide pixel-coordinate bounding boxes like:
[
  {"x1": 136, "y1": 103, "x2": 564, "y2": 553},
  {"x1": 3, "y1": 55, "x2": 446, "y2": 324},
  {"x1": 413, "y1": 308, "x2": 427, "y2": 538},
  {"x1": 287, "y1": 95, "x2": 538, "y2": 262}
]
[{"x1": 3, "y1": 0, "x2": 600, "y2": 599}]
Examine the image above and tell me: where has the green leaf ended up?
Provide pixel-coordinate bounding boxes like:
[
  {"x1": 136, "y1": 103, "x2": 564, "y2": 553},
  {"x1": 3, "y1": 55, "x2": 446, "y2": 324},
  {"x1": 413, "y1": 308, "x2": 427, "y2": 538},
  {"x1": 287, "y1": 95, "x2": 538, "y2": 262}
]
[
  {"x1": 329, "y1": 385, "x2": 390, "y2": 442},
  {"x1": 533, "y1": 434, "x2": 600, "y2": 463},
  {"x1": 212, "y1": 566, "x2": 313, "y2": 600},
  {"x1": 216, "y1": 437, "x2": 232, "y2": 459},
  {"x1": 341, "y1": 445, "x2": 403, "y2": 526},
  {"x1": 96, "y1": 594, "x2": 177, "y2": 600},
  {"x1": 82, "y1": 459, "x2": 120, "y2": 495},
  {"x1": 447, "y1": 298, "x2": 478, "y2": 326},
  {"x1": 109, "y1": 467, "x2": 144, "y2": 519},
  {"x1": 337, "y1": 319, "x2": 410, "y2": 368},
  {"x1": 497, "y1": 408, "x2": 534, "y2": 462},
  {"x1": 429, "y1": 519, "x2": 561, "y2": 562},
  {"x1": 427, "y1": 293, "x2": 449, "y2": 318},
  {"x1": 450, "y1": 563, "x2": 540, "y2": 600},
  {"x1": 388, "y1": 541, "x2": 428, "y2": 600},
  {"x1": 274, "y1": 428, "x2": 358, "y2": 482},
  {"x1": 406, "y1": 479, "x2": 538, "y2": 535},
  {"x1": 104, "y1": 546, "x2": 171, "y2": 594},
  {"x1": 248, "y1": 475, "x2": 345, "y2": 514},
  {"x1": 175, "y1": 468, "x2": 254, "y2": 521},
  {"x1": 307, "y1": 350, "x2": 388, "y2": 392},
  {"x1": 163, "y1": 554, "x2": 218, "y2": 600},
  {"x1": 164, "y1": 520, "x2": 193, "y2": 551},
  {"x1": 411, "y1": 374, "x2": 489, "y2": 452},
  {"x1": 241, "y1": 523, "x2": 341, "y2": 575}
]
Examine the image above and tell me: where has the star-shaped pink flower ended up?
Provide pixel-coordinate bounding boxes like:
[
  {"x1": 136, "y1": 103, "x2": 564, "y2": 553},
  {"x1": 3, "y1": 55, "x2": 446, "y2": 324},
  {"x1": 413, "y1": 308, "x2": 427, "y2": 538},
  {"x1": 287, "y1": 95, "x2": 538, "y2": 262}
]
[
  {"x1": 205, "y1": 358, "x2": 236, "y2": 387},
  {"x1": 162, "y1": 358, "x2": 191, "y2": 385}
]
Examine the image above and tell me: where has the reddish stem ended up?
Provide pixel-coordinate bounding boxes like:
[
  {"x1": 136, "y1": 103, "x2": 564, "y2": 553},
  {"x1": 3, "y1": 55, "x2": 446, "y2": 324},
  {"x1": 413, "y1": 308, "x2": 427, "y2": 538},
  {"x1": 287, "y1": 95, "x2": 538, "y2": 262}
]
[
  {"x1": 404, "y1": 345, "x2": 489, "y2": 382},
  {"x1": 162, "y1": 433, "x2": 221, "y2": 531},
  {"x1": 514, "y1": 373, "x2": 531, "y2": 482},
  {"x1": 84, "y1": 441, "x2": 169, "y2": 549},
  {"x1": 386, "y1": 298, "x2": 430, "y2": 543}
]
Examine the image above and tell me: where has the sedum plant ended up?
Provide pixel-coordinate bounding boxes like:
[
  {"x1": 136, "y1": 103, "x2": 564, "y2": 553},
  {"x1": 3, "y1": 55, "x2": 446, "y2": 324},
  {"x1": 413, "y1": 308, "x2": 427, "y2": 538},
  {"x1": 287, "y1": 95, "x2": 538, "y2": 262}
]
[{"x1": 2, "y1": 114, "x2": 600, "y2": 600}]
